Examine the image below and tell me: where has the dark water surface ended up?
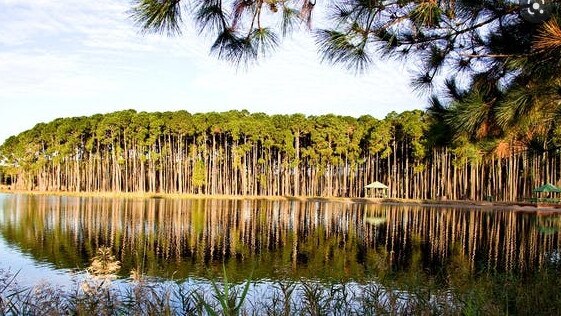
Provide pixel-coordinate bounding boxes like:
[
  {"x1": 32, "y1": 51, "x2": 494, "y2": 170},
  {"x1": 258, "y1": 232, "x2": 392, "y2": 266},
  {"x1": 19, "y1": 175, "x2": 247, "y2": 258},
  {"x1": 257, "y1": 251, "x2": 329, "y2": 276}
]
[{"x1": 1, "y1": 193, "x2": 561, "y2": 285}]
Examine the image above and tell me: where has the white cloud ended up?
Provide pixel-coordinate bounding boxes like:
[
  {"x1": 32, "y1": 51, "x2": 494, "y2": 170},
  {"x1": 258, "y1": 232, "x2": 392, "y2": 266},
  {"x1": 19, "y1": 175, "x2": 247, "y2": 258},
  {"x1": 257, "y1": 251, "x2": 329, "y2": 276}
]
[
  {"x1": 0, "y1": 51, "x2": 117, "y2": 97},
  {"x1": 186, "y1": 34, "x2": 421, "y2": 117},
  {"x1": 0, "y1": 0, "x2": 425, "y2": 144}
]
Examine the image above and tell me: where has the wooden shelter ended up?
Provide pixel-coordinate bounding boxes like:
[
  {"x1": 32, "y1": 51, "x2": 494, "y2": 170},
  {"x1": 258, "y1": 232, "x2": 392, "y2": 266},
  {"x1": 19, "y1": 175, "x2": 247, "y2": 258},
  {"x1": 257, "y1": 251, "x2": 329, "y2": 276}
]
[
  {"x1": 533, "y1": 183, "x2": 561, "y2": 194},
  {"x1": 365, "y1": 181, "x2": 388, "y2": 198},
  {"x1": 533, "y1": 183, "x2": 561, "y2": 204}
]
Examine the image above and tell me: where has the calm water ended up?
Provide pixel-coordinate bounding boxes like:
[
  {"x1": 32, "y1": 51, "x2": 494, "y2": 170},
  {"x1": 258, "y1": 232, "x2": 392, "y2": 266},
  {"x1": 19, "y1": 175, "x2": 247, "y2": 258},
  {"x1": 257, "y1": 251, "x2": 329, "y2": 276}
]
[{"x1": 1, "y1": 193, "x2": 561, "y2": 286}]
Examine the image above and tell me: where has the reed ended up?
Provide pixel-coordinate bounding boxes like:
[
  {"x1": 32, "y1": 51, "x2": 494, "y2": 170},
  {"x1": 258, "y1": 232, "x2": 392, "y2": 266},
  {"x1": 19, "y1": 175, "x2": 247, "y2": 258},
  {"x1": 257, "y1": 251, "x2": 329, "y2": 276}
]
[
  {"x1": 197, "y1": 265, "x2": 252, "y2": 316},
  {"x1": 1, "y1": 267, "x2": 561, "y2": 315}
]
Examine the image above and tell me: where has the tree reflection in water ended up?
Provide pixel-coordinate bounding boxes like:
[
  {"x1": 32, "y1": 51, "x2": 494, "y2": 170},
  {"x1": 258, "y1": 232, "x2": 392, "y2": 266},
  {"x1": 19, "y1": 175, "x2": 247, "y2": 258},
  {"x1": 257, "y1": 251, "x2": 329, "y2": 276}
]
[{"x1": 1, "y1": 194, "x2": 561, "y2": 283}]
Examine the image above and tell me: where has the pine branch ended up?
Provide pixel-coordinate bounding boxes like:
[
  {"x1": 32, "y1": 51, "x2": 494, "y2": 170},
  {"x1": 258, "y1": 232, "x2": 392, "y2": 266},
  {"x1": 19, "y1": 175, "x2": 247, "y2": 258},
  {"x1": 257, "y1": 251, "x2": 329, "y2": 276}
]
[{"x1": 534, "y1": 18, "x2": 561, "y2": 53}]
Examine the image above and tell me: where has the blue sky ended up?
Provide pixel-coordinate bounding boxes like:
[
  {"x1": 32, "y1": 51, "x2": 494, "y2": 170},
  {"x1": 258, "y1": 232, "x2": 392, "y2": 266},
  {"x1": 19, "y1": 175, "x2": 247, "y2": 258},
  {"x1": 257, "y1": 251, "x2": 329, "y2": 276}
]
[{"x1": 0, "y1": 0, "x2": 424, "y2": 144}]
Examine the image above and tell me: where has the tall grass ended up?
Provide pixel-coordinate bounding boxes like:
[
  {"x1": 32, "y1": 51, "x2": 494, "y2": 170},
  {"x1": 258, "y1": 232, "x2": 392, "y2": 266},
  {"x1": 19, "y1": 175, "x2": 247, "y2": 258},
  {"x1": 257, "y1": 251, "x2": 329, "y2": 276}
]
[
  {"x1": 198, "y1": 265, "x2": 251, "y2": 316},
  {"x1": 1, "y1": 267, "x2": 561, "y2": 315}
]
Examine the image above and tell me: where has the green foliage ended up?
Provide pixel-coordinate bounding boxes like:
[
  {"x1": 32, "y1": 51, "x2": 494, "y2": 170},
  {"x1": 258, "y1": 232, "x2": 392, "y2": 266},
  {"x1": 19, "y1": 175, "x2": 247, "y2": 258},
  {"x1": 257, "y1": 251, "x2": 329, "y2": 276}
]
[
  {"x1": 129, "y1": 0, "x2": 561, "y2": 152},
  {"x1": 0, "y1": 108, "x2": 432, "y2": 195},
  {"x1": 131, "y1": 0, "x2": 183, "y2": 35},
  {"x1": 3, "y1": 265, "x2": 561, "y2": 314},
  {"x1": 192, "y1": 159, "x2": 206, "y2": 192},
  {"x1": 131, "y1": 0, "x2": 315, "y2": 65},
  {"x1": 199, "y1": 265, "x2": 251, "y2": 316},
  {"x1": 8, "y1": 107, "x2": 554, "y2": 200},
  {"x1": 452, "y1": 137, "x2": 482, "y2": 166}
]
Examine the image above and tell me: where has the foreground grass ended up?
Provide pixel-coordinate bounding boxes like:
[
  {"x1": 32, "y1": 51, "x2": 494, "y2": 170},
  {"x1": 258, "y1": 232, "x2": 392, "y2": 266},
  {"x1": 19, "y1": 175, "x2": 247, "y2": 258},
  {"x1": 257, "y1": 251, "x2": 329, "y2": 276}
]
[
  {"x1": 2, "y1": 266, "x2": 561, "y2": 316},
  {"x1": 0, "y1": 270, "x2": 448, "y2": 315}
]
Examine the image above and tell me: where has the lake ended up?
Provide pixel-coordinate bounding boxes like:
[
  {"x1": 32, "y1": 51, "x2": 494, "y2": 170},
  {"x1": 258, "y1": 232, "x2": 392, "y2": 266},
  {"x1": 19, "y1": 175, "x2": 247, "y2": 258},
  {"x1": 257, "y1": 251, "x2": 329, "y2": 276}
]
[{"x1": 1, "y1": 193, "x2": 561, "y2": 313}]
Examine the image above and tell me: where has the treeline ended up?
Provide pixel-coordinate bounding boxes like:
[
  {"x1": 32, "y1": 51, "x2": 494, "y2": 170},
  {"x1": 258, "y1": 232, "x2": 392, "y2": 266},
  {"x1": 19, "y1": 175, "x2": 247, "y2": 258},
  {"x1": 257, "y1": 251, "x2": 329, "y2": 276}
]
[{"x1": 1, "y1": 109, "x2": 560, "y2": 201}]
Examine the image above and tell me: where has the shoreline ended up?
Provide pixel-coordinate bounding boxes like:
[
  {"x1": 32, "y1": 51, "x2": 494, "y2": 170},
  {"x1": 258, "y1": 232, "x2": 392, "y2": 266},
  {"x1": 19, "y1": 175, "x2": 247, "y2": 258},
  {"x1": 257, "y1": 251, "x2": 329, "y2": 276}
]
[{"x1": 1, "y1": 189, "x2": 560, "y2": 213}]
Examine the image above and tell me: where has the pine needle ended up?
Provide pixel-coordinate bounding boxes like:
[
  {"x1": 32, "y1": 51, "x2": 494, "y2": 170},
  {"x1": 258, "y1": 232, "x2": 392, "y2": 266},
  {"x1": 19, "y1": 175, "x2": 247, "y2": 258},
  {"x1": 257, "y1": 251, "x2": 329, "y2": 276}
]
[{"x1": 534, "y1": 18, "x2": 561, "y2": 53}]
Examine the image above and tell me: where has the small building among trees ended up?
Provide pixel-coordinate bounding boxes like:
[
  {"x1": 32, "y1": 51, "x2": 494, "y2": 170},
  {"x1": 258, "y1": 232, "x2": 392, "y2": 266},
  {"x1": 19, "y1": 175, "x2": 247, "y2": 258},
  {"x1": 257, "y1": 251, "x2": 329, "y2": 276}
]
[{"x1": 365, "y1": 181, "x2": 388, "y2": 198}]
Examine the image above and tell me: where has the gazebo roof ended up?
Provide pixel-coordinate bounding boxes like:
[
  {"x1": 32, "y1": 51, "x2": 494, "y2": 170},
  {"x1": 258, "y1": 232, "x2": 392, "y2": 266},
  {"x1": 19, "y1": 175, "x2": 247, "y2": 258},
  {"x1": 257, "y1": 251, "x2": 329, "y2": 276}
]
[
  {"x1": 533, "y1": 183, "x2": 561, "y2": 193},
  {"x1": 364, "y1": 181, "x2": 388, "y2": 189}
]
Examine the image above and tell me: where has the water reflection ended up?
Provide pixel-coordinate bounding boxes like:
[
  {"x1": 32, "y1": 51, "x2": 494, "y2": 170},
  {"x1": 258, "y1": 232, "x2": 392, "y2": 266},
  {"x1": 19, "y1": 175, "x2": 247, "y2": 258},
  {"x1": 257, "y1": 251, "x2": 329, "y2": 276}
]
[{"x1": 1, "y1": 194, "x2": 560, "y2": 282}]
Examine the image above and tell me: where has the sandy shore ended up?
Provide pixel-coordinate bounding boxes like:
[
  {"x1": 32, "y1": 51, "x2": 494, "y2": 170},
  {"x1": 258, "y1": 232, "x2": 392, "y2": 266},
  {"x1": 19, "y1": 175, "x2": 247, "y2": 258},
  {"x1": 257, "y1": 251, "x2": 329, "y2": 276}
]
[{"x1": 1, "y1": 188, "x2": 560, "y2": 213}]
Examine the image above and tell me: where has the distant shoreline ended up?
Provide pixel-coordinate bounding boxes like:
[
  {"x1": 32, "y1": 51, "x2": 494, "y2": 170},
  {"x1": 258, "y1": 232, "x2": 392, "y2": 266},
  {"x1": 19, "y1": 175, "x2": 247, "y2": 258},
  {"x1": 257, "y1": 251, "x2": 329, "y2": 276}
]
[{"x1": 2, "y1": 188, "x2": 560, "y2": 212}]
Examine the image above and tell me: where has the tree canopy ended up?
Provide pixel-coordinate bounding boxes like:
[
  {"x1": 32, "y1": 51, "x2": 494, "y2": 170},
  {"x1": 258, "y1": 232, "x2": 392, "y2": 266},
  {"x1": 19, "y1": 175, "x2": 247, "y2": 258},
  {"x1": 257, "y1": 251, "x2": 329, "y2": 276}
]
[
  {"x1": 2, "y1": 109, "x2": 561, "y2": 201},
  {"x1": 131, "y1": 0, "x2": 561, "y2": 149}
]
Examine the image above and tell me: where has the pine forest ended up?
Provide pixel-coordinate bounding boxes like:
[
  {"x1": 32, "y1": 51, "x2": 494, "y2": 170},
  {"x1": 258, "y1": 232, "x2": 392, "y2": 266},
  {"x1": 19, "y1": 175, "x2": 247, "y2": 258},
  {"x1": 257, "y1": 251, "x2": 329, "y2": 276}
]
[{"x1": 1, "y1": 109, "x2": 560, "y2": 201}]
